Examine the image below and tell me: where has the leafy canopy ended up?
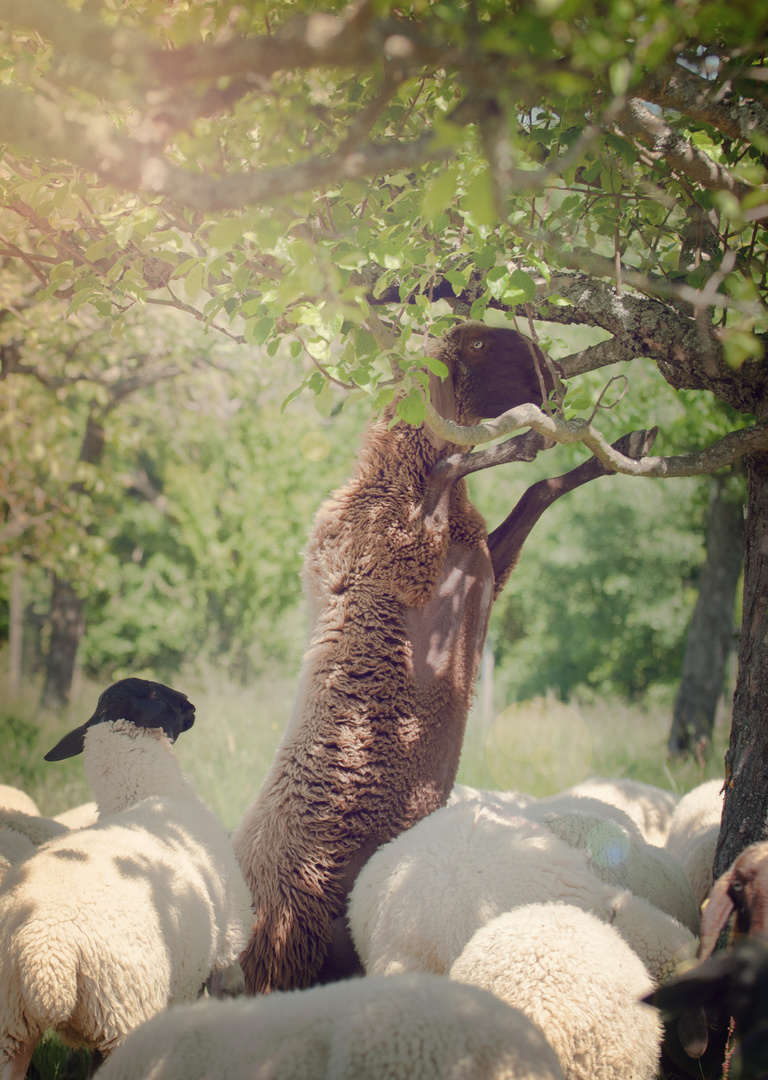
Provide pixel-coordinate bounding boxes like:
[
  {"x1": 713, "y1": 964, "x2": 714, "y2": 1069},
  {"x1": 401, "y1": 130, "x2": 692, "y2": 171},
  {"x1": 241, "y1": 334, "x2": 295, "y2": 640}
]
[{"x1": 0, "y1": 0, "x2": 765, "y2": 435}]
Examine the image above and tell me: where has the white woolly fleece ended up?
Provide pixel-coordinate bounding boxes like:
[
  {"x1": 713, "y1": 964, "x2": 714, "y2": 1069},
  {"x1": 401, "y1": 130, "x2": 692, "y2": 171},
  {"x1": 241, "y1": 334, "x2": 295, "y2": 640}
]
[
  {"x1": 519, "y1": 803, "x2": 700, "y2": 934},
  {"x1": 84, "y1": 720, "x2": 198, "y2": 815},
  {"x1": 95, "y1": 972, "x2": 566, "y2": 1080},
  {"x1": 556, "y1": 777, "x2": 679, "y2": 847},
  {"x1": 451, "y1": 903, "x2": 662, "y2": 1080},
  {"x1": 348, "y1": 800, "x2": 617, "y2": 977},
  {"x1": 665, "y1": 779, "x2": 724, "y2": 908}
]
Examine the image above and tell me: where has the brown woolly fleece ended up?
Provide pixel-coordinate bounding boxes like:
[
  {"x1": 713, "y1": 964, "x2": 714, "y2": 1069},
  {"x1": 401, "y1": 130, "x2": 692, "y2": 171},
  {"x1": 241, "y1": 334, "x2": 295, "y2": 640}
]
[{"x1": 231, "y1": 321, "x2": 555, "y2": 994}]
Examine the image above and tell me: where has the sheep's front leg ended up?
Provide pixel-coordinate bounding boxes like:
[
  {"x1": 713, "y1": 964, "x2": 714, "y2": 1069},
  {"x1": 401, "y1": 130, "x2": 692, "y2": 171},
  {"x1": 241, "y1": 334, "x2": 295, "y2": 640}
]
[
  {"x1": 488, "y1": 427, "x2": 658, "y2": 595},
  {"x1": 425, "y1": 429, "x2": 551, "y2": 508},
  {"x1": 391, "y1": 430, "x2": 551, "y2": 609}
]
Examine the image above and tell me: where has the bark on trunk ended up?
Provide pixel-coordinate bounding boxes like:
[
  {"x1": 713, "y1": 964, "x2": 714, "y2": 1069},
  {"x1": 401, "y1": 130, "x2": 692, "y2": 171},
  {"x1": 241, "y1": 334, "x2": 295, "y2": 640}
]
[
  {"x1": 38, "y1": 412, "x2": 104, "y2": 713},
  {"x1": 714, "y1": 451, "x2": 768, "y2": 879},
  {"x1": 668, "y1": 473, "x2": 744, "y2": 761},
  {"x1": 8, "y1": 553, "x2": 23, "y2": 701},
  {"x1": 39, "y1": 573, "x2": 86, "y2": 712}
]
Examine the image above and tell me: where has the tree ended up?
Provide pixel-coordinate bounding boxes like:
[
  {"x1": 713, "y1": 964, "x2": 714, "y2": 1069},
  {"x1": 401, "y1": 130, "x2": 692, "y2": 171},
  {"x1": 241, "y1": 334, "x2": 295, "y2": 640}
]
[
  {"x1": 0, "y1": 292, "x2": 247, "y2": 706},
  {"x1": 668, "y1": 467, "x2": 744, "y2": 761},
  {"x1": 0, "y1": 0, "x2": 766, "y2": 873}
]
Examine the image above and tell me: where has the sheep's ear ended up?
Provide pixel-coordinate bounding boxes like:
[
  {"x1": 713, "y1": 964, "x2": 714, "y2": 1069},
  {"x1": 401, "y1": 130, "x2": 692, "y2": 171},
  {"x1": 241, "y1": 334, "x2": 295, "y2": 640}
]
[
  {"x1": 44, "y1": 724, "x2": 91, "y2": 761},
  {"x1": 698, "y1": 874, "x2": 736, "y2": 960},
  {"x1": 428, "y1": 365, "x2": 456, "y2": 422}
]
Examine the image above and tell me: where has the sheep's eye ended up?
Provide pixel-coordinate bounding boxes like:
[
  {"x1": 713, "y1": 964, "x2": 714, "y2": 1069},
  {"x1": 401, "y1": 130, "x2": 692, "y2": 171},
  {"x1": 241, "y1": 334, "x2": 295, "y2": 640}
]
[
  {"x1": 729, "y1": 879, "x2": 746, "y2": 907},
  {"x1": 471, "y1": 339, "x2": 484, "y2": 350}
]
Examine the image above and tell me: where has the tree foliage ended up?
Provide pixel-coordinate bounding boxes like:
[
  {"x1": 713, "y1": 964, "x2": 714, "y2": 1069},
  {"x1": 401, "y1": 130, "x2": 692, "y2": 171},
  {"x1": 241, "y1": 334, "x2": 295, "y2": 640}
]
[{"x1": 0, "y1": 0, "x2": 765, "y2": 436}]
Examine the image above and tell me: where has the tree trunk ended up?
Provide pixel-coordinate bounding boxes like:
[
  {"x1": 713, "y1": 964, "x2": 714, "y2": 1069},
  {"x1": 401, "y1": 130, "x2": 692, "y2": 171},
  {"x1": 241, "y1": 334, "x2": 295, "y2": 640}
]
[
  {"x1": 668, "y1": 472, "x2": 744, "y2": 761},
  {"x1": 39, "y1": 573, "x2": 86, "y2": 712},
  {"x1": 38, "y1": 412, "x2": 105, "y2": 713},
  {"x1": 714, "y1": 451, "x2": 768, "y2": 879},
  {"x1": 8, "y1": 553, "x2": 23, "y2": 701}
]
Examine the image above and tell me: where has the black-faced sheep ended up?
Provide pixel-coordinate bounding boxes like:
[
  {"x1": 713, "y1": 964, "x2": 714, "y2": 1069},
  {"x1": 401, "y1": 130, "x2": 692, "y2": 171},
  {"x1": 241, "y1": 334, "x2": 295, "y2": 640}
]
[
  {"x1": 645, "y1": 940, "x2": 768, "y2": 1080},
  {"x1": 233, "y1": 320, "x2": 656, "y2": 994},
  {"x1": 0, "y1": 678, "x2": 252, "y2": 1080}
]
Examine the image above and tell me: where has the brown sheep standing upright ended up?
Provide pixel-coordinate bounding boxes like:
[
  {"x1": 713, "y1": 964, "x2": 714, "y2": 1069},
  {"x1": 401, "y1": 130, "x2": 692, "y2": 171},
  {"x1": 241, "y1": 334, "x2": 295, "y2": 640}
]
[{"x1": 232, "y1": 319, "x2": 656, "y2": 994}]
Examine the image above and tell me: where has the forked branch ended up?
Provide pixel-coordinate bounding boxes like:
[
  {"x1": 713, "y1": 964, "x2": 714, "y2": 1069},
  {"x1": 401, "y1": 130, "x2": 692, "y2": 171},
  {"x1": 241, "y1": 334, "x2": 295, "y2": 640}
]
[{"x1": 424, "y1": 401, "x2": 768, "y2": 478}]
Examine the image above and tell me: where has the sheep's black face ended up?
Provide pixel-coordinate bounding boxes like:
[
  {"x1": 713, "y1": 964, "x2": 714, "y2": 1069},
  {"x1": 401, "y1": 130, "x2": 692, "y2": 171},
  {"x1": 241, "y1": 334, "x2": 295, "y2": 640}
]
[
  {"x1": 441, "y1": 322, "x2": 554, "y2": 424},
  {"x1": 43, "y1": 677, "x2": 196, "y2": 761}
]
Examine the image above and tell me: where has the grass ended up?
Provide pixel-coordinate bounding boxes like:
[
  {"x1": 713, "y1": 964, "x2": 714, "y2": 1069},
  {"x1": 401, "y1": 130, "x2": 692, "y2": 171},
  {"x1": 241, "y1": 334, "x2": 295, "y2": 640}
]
[{"x1": 0, "y1": 651, "x2": 730, "y2": 827}]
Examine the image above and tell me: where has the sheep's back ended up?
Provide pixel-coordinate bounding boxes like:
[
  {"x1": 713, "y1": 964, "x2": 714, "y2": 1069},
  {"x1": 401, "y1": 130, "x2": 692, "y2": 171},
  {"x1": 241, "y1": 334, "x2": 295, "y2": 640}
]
[
  {"x1": 348, "y1": 802, "x2": 615, "y2": 976},
  {"x1": 450, "y1": 904, "x2": 661, "y2": 1080},
  {"x1": 94, "y1": 972, "x2": 565, "y2": 1080}
]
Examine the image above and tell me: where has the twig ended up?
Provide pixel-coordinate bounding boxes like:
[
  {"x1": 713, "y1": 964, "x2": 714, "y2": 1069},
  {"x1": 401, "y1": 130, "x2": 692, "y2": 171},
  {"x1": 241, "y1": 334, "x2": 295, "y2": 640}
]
[{"x1": 586, "y1": 374, "x2": 629, "y2": 424}]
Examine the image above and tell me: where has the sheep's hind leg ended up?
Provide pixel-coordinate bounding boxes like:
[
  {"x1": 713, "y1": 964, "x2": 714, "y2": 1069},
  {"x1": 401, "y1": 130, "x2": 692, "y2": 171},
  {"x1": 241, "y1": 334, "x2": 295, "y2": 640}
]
[{"x1": 1, "y1": 1037, "x2": 36, "y2": 1080}]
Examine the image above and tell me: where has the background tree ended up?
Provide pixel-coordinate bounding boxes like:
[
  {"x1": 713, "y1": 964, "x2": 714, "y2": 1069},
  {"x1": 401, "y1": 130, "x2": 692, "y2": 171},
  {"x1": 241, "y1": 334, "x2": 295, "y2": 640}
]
[
  {"x1": 0, "y1": 0, "x2": 766, "y2": 875},
  {"x1": 667, "y1": 466, "x2": 744, "y2": 762}
]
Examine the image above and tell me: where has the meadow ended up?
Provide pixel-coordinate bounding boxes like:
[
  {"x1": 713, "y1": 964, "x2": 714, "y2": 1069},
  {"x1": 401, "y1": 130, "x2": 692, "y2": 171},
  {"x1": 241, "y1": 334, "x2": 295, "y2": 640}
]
[{"x1": 1, "y1": 654, "x2": 730, "y2": 831}]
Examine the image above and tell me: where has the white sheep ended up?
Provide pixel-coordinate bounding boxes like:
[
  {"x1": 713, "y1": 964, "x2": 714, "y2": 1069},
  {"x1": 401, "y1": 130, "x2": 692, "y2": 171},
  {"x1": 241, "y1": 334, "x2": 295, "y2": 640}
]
[
  {"x1": 664, "y1": 778, "x2": 723, "y2": 908},
  {"x1": 0, "y1": 802, "x2": 98, "y2": 858},
  {"x1": 0, "y1": 678, "x2": 253, "y2": 1080},
  {"x1": 0, "y1": 808, "x2": 70, "y2": 846},
  {"x1": 450, "y1": 903, "x2": 662, "y2": 1080},
  {"x1": 520, "y1": 803, "x2": 701, "y2": 933},
  {"x1": 607, "y1": 889, "x2": 698, "y2": 985},
  {"x1": 556, "y1": 777, "x2": 678, "y2": 847},
  {"x1": 448, "y1": 783, "x2": 535, "y2": 811},
  {"x1": 0, "y1": 830, "x2": 34, "y2": 885},
  {"x1": 94, "y1": 971, "x2": 566, "y2": 1080},
  {"x1": 54, "y1": 801, "x2": 99, "y2": 829},
  {"x1": 347, "y1": 800, "x2": 618, "y2": 977},
  {"x1": 0, "y1": 785, "x2": 40, "y2": 817}
]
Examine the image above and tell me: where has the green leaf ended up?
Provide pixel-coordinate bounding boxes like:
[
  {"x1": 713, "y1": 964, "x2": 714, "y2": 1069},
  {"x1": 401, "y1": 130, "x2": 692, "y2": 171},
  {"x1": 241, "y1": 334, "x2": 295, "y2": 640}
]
[
  {"x1": 461, "y1": 170, "x2": 498, "y2": 228},
  {"x1": 396, "y1": 389, "x2": 426, "y2": 427},
  {"x1": 314, "y1": 383, "x2": 334, "y2": 417},
  {"x1": 422, "y1": 166, "x2": 460, "y2": 222},
  {"x1": 244, "y1": 317, "x2": 273, "y2": 346},
  {"x1": 473, "y1": 246, "x2": 497, "y2": 270},
  {"x1": 424, "y1": 356, "x2": 449, "y2": 378},
  {"x1": 444, "y1": 269, "x2": 469, "y2": 296},
  {"x1": 507, "y1": 269, "x2": 537, "y2": 303},
  {"x1": 183, "y1": 262, "x2": 204, "y2": 302}
]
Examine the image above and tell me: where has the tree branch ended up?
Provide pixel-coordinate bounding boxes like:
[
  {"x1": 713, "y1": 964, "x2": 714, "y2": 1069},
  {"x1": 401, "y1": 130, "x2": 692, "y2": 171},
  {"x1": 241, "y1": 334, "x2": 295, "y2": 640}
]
[
  {"x1": 423, "y1": 400, "x2": 768, "y2": 477},
  {"x1": 616, "y1": 99, "x2": 753, "y2": 197},
  {"x1": 0, "y1": 84, "x2": 453, "y2": 210},
  {"x1": 641, "y1": 66, "x2": 768, "y2": 145},
  {"x1": 0, "y1": 0, "x2": 455, "y2": 102}
]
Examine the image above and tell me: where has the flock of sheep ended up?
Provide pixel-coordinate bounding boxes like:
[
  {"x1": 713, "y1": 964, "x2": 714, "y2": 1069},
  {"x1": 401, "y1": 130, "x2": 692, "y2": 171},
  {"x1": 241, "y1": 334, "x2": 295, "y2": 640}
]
[
  {"x1": 0, "y1": 321, "x2": 761, "y2": 1080},
  {"x1": 0, "y1": 722, "x2": 742, "y2": 1080}
]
